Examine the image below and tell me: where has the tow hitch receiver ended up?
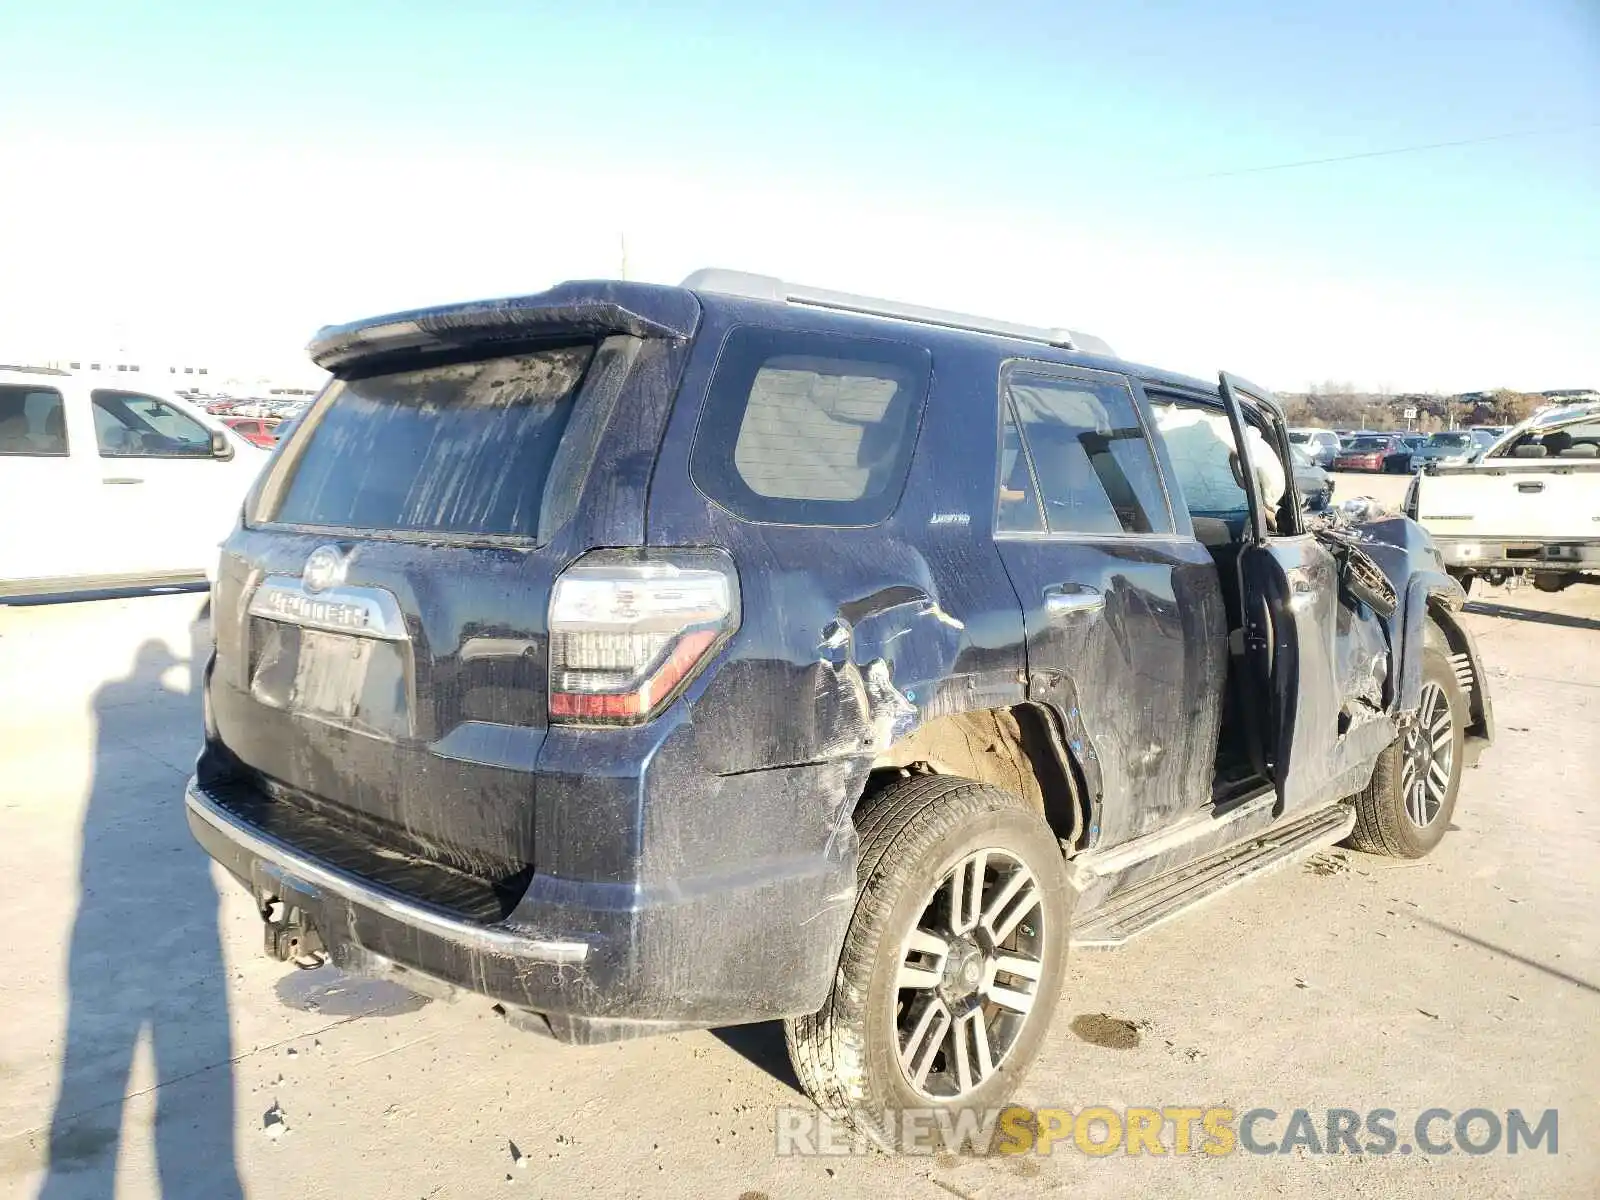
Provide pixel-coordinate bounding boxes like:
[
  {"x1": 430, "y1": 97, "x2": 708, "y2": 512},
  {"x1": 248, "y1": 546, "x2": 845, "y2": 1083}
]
[{"x1": 259, "y1": 895, "x2": 326, "y2": 966}]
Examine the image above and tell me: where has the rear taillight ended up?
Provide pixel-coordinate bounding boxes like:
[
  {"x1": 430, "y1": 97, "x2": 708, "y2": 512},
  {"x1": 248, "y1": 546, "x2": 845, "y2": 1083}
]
[{"x1": 548, "y1": 550, "x2": 739, "y2": 725}]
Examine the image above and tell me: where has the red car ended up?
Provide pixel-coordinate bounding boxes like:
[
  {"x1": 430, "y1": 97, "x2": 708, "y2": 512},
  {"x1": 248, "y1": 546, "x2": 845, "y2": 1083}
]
[
  {"x1": 221, "y1": 417, "x2": 280, "y2": 448},
  {"x1": 1332, "y1": 434, "x2": 1400, "y2": 472}
]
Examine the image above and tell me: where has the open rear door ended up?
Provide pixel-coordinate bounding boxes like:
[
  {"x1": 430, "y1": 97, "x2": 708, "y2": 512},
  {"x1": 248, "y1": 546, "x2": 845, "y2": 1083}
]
[{"x1": 1217, "y1": 372, "x2": 1348, "y2": 815}]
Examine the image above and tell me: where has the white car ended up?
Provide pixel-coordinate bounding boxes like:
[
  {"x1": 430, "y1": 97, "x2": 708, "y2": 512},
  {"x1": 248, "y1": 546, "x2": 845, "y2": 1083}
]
[
  {"x1": 0, "y1": 366, "x2": 270, "y2": 596},
  {"x1": 1287, "y1": 426, "x2": 1341, "y2": 468},
  {"x1": 1406, "y1": 401, "x2": 1600, "y2": 592}
]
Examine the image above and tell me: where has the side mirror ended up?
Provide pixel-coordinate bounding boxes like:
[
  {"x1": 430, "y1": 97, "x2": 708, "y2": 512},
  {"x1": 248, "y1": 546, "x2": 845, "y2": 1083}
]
[{"x1": 210, "y1": 429, "x2": 234, "y2": 460}]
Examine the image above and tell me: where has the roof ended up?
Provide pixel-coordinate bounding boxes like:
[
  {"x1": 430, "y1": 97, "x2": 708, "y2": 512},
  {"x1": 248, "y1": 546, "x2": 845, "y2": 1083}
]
[
  {"x1": 306, "y1": 271, "x2": 1233, "y2": 402},
  {"x1": 0, "y1": 364, "x2": 71, "y2": 379}
]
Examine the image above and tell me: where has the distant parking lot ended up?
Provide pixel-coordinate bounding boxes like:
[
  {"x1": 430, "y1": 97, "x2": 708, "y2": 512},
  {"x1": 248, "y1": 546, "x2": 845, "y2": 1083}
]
[{"x1": 1, "y1": 554, "x2": 1596, "y2": 1198}]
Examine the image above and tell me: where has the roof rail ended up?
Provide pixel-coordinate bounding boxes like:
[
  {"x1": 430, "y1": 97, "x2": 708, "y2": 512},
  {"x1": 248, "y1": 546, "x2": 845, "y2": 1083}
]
[{"x1": 680, "y1": 269, "x2": 1116, "y2": 357}]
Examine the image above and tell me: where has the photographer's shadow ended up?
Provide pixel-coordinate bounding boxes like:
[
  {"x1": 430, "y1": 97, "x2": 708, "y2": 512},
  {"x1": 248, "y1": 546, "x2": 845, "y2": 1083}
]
[{"x1": 40, "y1": 612, "x2": 242, "y2": 1199}]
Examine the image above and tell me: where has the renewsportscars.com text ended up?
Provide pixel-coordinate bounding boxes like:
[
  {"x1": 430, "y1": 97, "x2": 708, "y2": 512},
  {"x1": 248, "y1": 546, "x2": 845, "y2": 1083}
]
[{"x1": 775, "y1": 1105, "x2": 1560, "y2": 1157}]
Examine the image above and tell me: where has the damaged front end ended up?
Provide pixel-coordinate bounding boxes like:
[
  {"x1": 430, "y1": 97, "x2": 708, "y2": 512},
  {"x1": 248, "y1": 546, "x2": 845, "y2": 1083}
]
[{"x1": 1313, "y1": 506, "x2": 1495, "y2": 764}]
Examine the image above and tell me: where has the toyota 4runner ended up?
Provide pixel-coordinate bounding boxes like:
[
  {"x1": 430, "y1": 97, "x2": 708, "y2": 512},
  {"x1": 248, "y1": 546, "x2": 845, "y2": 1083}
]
[{"x1": 187, "y1": 270, "x2": 1493, "y2": 1147}]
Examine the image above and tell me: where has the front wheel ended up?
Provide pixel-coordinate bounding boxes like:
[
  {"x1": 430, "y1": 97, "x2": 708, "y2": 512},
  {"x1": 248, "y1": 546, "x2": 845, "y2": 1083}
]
[
  {"x1": 1345, "y1": 626, "x2": 1466, "y2": 858},
  {"x1": 785, "y1": 775, "x2": 1071, "y2": 1151}
]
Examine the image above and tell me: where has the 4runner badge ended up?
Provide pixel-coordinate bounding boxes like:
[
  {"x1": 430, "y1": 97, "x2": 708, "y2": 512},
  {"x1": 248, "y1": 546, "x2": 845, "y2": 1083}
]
[{"x1": 302, "y1": 545, "x2": 348, "y2": 593}]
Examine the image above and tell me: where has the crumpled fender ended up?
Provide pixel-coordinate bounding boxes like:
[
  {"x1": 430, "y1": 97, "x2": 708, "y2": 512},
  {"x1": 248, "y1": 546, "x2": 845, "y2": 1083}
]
[{"x1": 1395, "y1": 569, "x2": 1465, "y2": 713}]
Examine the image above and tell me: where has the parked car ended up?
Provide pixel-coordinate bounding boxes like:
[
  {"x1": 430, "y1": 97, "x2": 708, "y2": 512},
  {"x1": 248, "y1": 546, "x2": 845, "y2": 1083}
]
[
  {"x1": 0, "y1": 367, "x2": 269, "y2": 596},
  {"x1": 186, "y1": 271, "x2": 1492, "y2": 1148},
  {"x1": 222, "y1": 416, "x2": 282, "y2": 449},
  {"x1": 1287, "y1": 427, "x2": 1341, "y2": 469},
  {"x1": 1408, "y1": 429, "x2": 1490, "y2": 471},
  {"x1": 1289, "y1": 444, "x2": 1334, "y2": 508},
  {"x1": 1332, "y1": 433, "x2": 1402, "y2": 472},
  {"x1": 1408, "y1": 401, "x2": 1600, "y2": 592},
  {"x1": 1384, "y1": 433, "x2": 1429, "y2": 473}
]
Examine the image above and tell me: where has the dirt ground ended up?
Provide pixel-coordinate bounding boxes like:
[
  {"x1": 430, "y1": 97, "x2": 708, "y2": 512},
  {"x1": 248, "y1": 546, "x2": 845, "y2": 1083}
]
[{"x1": 3, "y1": 481, "x2": 1596, "y2": 1198}]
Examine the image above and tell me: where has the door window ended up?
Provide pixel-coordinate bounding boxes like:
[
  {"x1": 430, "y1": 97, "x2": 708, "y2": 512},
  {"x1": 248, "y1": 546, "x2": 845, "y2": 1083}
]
[
  {"x1": 92, "y1": 391, "x2": 213, "y2": 458},
  {"x1": 996, "y1": 403, "x2": 1046, "y2": 532},
  {"x1": 0, "y1": 386, "x2": 69, "y2": 456},
  {"x1": 1149, "y1": 396, "x2": 1290, "y2": 534},
  {"x1": 1002, "y1": 367, "x2": 1172, "y2": 535},
  {"x1": 1149, "y1": 400, "x2": 1251, "y2": 524}
]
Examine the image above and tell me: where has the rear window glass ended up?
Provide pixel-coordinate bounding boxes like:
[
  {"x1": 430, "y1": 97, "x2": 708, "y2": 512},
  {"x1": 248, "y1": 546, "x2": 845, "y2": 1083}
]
[
  {"x1": 690, "y1": 327, "x2": 930, "y2": 526},
  {"x1": 269, "y1": 345, "x2": 594, "y2": 539}
]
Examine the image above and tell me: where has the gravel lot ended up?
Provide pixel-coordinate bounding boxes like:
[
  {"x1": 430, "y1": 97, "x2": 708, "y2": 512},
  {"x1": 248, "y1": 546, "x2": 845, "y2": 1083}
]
[{"x1": 3, "y1": 483, "x2": 1596, "y2": 1199}]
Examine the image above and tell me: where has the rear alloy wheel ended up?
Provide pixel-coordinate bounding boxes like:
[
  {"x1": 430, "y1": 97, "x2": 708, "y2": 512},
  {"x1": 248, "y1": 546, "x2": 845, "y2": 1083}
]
[
  {"x1": 1345, "y1": 625, "x2": 1466, "y2": 858},
  {"x1": 786, "y1": 775, "x2": 1070, "y2": 1151},
  {"x1": 895, "y1": 847, "x2": 1048, "y2": 1098}
]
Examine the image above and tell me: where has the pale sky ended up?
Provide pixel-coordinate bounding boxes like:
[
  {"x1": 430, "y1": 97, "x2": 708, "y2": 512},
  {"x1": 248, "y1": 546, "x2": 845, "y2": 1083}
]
[{"x1": 2, "y1": 0, "x2": 1597, "y2": 394}]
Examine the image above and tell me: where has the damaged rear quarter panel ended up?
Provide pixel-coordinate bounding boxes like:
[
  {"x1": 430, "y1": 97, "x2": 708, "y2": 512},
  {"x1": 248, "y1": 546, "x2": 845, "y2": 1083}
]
[{"x1": 641, "y1": 300, "x2": 1031, "y2": 919}]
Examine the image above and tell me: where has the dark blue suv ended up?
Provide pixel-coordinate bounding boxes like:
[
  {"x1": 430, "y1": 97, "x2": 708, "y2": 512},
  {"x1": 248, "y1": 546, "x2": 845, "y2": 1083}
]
[{"x1": 188, "y1": 270, "x2": 1493, "y2": 1148}]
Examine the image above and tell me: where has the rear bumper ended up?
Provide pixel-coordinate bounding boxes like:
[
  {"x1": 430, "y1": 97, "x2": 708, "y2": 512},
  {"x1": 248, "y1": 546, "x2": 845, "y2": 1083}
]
[
  {"x1": 187, "y1": 773, "x2": 855, "y2": 1041},
  {"x1": 1433, "y1": 535, "x2": 1600, "y2": 573}
]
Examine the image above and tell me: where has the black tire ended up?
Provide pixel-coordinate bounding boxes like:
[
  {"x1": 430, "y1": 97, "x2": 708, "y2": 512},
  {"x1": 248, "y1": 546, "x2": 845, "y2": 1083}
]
[
  {"x1": 784, "y1": 775, "x2": 1071, "y2": 1152},
  {"x1": 1344, "y1": 624, "x2": 1466, "y2": 858}
]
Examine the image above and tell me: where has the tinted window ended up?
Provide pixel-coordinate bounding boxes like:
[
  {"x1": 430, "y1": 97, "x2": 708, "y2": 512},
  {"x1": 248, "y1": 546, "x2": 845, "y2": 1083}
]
[
  {"x1": 690, "y1": 327, "x2": 930, "y2": 526},
  {"x1": 0, "y1": 386, "x2": 69, "y2": 456},
  {"x1": 270, "y1": 345, "x2": 594, "y2": 539},
  {"x1": 92, "y1": 391, "x2": 212, "y2": 457},
  {"x1": 1004, "y1": 367, "x2": 1171, "y2": 535}
]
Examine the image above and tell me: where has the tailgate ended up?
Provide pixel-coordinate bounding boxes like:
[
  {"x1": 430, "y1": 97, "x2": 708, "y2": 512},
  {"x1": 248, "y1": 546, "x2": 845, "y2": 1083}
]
[
  {"x1": 205, "y1": 299, "x2": 696, "y2": 898},
  {"x1": 1419, "y1": 463, "x2": 1600, "y2": 540}
]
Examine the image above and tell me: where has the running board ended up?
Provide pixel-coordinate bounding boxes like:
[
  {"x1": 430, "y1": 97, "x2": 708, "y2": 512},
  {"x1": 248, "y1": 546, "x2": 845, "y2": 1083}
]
[{"x1": 1070, "y1": 804, "x2": 1356, "y2": 950}]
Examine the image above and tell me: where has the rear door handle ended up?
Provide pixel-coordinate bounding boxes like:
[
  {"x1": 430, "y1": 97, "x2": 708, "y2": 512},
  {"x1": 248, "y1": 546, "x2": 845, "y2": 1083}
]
[
  {"x1": 1045, "y1": 586, "x2": 1104, "y2": 619},
  {"x1": 1515, "y1": 481, "x2": 1544, "y2": 494},
  {"x1": 102, "y1": 477, "x2": 144, "y2": 485}
]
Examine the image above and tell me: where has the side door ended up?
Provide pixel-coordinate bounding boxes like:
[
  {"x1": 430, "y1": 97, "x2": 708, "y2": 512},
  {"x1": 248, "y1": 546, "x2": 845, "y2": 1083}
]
[
  {"x1": 89, "y1": 389, "x2": 246, "y2": 576},
  {"x1": 1217, "y1": 372, "x2": 1348, "y2": 814},
  {"x1": 0, "y1": 380, "x2": 100, "y2": 586},
  {"x1": 992, "y1": 361, "x2": 1228, "y2": 849}
]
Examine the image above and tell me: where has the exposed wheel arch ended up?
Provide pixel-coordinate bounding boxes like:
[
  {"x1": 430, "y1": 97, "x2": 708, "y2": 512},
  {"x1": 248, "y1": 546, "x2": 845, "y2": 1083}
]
[{"x1": 865, "y1": 704, "x2": 1088, "y2": 853}]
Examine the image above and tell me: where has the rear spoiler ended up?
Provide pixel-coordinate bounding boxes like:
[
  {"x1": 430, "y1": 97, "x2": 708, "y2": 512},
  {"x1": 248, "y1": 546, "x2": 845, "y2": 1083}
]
[{"x1": 308, "y1": 281, "x2": 701, "y2": 373}]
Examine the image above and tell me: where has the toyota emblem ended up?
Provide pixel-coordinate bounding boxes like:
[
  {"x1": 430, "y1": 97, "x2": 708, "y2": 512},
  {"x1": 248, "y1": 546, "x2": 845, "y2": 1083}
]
[{"x1": 302, "y1": 545, "x2": 347, "y2": 593}]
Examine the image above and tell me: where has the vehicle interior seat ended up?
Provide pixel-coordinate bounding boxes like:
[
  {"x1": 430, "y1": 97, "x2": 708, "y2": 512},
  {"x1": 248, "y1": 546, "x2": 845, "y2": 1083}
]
[
  {"x1": 41, "y1": 406, "x2": 67, "y2": 452},
  {"x1": 1189, "y1": 513, "x2": 1256, "y2": 786},
  {"x1": 0, "y1": 394, "x2": 29, "y2": 452},
  {"x1": 1190, "y1": 515, "x2": 1243, "y2": 632}
]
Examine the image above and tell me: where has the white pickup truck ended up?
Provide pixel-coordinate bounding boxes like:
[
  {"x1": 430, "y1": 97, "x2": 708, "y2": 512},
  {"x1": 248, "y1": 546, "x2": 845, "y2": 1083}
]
[
  {"x1": 1, "y1": 366, "x2": 270, "y2": 597},
  {"x1": 1405, "y1": 402, "x2": 1600, "y2": 592}
]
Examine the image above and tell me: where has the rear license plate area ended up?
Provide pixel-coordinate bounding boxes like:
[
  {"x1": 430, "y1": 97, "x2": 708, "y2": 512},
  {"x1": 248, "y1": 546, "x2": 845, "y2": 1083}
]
[{"x1": 249, "y1": 618, "x2": 412, "y2": 737}]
